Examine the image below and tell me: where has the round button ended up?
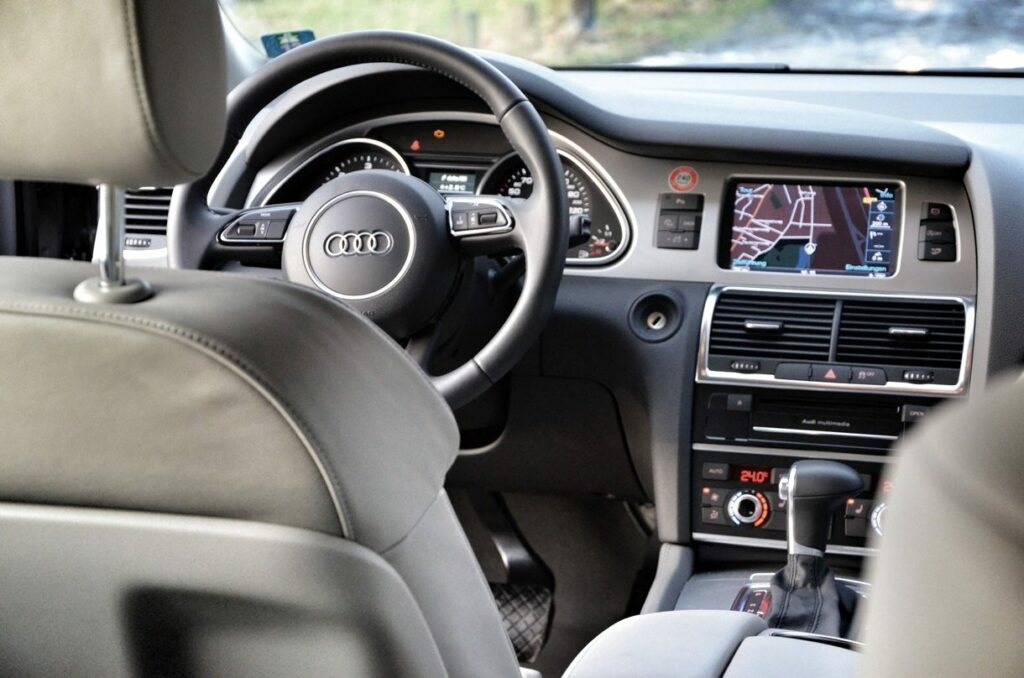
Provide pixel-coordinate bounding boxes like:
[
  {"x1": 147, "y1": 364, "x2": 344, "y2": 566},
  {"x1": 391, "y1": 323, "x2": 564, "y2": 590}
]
[
  {"x1": 728, "y1": 491, "x2": 770, "y2": 528},
  {"x1": 870, "y1": 502, "x2": 887, "y2": 537}
]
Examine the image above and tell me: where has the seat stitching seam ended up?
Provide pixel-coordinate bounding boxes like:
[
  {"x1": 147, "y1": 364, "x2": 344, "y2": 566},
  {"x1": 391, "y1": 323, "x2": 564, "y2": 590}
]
[{"x1": 0, "y1": 301, "x2": 353, "y2": 539}]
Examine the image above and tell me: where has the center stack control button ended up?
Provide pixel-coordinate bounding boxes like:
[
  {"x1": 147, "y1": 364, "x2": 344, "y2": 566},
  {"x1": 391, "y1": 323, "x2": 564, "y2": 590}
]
[
  {"x1": 702, "y1": 506, "x2": 729, "y2": 525},
  {"x1": 811, "y1": 364, "x2": 852, "y2": 383},
  {"x1": 851, "y1": 366, "x2": 887, "y2": 385},
  {"x1": 702, "y1": 462, "x2": 730, "y2": 481},
  {"x1": 775, "y1": 363, "x2": 811, "y2": 380}
]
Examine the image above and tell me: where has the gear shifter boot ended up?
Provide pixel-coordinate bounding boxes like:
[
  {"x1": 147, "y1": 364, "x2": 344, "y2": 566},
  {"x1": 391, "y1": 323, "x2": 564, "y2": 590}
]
[
  {"x1": 765, "y1": 460, "x2": 863, "y2": 636},
  {"x1": 766, "y1": 554, "x2": 858, "y2": 636}
]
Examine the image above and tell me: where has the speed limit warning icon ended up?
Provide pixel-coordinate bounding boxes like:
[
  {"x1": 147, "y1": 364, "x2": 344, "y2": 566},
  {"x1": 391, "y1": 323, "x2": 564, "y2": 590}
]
[{"x1": 668, "y1": 165, "x2": 699, "y2": 192}]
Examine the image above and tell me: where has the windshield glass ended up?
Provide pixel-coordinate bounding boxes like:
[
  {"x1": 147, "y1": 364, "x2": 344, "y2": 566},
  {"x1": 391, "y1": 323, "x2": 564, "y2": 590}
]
[{"x1": 221, "y1": 0, "x2": 1024, "y2": 72}]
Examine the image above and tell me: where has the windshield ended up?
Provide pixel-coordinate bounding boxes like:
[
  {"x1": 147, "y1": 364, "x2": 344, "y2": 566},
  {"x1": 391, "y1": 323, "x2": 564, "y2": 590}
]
[{"x1": 221, "y1": 0, "x2": 1024, "y2": 72}]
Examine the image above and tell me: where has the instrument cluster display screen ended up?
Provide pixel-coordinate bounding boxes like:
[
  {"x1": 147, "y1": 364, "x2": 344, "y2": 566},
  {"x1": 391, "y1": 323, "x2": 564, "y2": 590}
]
[{"x1": 726, "y1": 181, "x2": 900, "y2": 277}]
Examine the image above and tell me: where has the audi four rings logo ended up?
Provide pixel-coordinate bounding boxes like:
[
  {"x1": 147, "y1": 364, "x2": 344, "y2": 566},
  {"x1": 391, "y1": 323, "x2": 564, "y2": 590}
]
[{"x1": 324, "y1": 230, "x2": 394, "y2": 257}]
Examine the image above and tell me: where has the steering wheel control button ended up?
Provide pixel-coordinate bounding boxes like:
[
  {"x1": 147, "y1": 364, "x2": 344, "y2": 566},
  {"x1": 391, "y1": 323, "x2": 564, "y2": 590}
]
[
  {"x1": 220, "y1": 206, "x2": 297, "y2": 244},
  {"x1": 775, "y1": 362, "x2": 812, "y2": 381},
  {"x1": 812, "y1": 364, "x2": 852, "y2": 383},
  {"x1": 447, "y1": 198, "x2": 512, "y2": 236},
  {"x1": 701, "y1": 462, "x2": 730, "y2": 481}
]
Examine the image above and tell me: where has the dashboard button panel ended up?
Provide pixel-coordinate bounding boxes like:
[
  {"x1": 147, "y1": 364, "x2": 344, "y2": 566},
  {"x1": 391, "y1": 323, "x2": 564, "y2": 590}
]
[
  {"x1": 918, "y1": 202, "x2": 957, "y2": 261},
  {"x1": 655, "y1": 193, "x2": 704, "y2": 250}
]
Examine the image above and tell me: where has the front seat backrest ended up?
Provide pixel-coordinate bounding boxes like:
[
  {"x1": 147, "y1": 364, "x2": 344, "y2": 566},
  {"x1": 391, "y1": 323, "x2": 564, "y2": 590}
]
[
  {"x1": 862, "y1": 376, "x2": 1024, "y2": 676},
  {"x1": 0, "y1": 2, "x2": 520, "y2": 676}
]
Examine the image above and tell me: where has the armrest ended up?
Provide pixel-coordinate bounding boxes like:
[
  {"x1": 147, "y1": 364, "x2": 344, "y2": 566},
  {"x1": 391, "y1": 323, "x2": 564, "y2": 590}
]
[
  {"x1": 563, "y1": 611, "x2": 766, "y2": 678},
  {"x1": 724, "y1": 636, "x2": 858, "y2": 677}
]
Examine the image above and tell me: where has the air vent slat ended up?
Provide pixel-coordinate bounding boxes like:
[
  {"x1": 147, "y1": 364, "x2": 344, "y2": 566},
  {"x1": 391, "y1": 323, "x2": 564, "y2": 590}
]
[
  {"x1": 836, "y1": 300, "x2": 966, "y2": 369},
  {"x1": 123, "y1": 187, "x2": 172, "y2": 235},
  {"x1": 709, "y1": 292, "x2": 834, "y2": 361}
]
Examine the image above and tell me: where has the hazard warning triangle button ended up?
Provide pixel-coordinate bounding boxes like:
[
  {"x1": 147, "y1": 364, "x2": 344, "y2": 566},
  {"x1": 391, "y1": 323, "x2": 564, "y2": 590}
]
[{"x1": 812, "y1": 364, "x2": 852, "y2": 383}]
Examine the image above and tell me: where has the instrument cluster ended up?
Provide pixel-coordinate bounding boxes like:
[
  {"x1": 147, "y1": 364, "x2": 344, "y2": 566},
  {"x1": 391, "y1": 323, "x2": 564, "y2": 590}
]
[{"x1": 258, "y1": 120, "x2": 632, "y2": 265}]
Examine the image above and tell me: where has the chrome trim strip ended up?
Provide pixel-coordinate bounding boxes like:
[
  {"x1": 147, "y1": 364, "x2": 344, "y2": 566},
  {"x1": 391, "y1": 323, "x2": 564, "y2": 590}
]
[
  {"x1": 692, "y1": 442, "x2": 892, "y2": 465},
  {"x1": 751, "y1": 426, "x2": 899, "y2": 441},
  {"x1": 696, "y1": 284, "x2": 975, "y2": 396},
  {"x1": 748, "y1": 572, "x2": 872, "y2": 588},
  {"x1": 259, "y1": 137, "x2": 410, "y2": 206},
  {"x1": 691, "y1": 531, "x2": 876, "y2": 556},
  {"x1": 766, "y1": 630, "x2": 866, "y2": 651}
]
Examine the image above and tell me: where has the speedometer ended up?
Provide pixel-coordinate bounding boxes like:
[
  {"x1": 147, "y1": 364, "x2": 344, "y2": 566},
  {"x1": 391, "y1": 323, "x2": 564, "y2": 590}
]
[{"x1": 481, "y1": 152, "x2": 630, "y2": 264}]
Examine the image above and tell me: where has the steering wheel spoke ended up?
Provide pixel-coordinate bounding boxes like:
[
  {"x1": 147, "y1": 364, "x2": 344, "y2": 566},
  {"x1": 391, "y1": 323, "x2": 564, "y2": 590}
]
[{"x1": 216, "y1": 204, "x2": 302, "y2": 246}]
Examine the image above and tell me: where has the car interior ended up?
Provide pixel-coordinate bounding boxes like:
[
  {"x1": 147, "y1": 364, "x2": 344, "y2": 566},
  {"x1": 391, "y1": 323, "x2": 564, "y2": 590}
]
[{"x1": 0, "y1": 0, "x2": 1022, "y2": 676}]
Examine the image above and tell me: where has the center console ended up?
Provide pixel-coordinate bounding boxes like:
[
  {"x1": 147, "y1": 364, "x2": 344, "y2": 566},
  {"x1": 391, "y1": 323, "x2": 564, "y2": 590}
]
[{"x1": 690, "y1": 284, "x2": 972, "y2": 555}]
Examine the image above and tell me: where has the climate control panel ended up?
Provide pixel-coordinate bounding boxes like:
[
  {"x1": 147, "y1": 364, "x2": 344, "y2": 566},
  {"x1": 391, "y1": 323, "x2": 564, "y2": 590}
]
[{"x1": 693, "y1": 449, "x2": 889, "y2": 552}]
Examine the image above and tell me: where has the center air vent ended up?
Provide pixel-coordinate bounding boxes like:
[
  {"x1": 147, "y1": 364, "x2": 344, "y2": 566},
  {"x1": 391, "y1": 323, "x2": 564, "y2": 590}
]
[
  {"x1": 124, "y1": 186, "x2": 172, "y2": 234},
  {"x1": 709, "y1": 292, "x2": 835, "y2": 361},
  {"x1": 836, "y1": 299, "x2": 966, "y2": 369}
]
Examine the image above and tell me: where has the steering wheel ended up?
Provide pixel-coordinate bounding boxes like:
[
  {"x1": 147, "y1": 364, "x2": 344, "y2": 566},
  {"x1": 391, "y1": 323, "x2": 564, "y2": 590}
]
[{"x1": 168, "y1": 31, "x2": 569, "y2": 409}]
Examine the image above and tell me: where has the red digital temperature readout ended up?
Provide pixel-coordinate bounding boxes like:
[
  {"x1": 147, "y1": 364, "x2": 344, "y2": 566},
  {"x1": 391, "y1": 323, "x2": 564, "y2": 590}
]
[{"x1": 736, "y1": 467, "x2": 771, "y2": 484}]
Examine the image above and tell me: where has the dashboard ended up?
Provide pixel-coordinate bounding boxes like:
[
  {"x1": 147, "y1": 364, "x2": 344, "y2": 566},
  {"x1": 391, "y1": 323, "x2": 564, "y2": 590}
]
[{"x1": 109, "y1": 54, "x2": 1023, "y2": 560}]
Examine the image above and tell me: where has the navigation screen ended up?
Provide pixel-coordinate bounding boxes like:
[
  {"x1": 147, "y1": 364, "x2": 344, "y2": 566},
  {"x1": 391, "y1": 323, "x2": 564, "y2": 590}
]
[{"x1": 727, "y1": 181, "x2": 899, "y2": 277}]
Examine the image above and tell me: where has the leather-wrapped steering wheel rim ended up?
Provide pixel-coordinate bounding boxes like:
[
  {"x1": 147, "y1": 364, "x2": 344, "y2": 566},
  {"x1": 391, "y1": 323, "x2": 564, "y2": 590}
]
[{"x1": 168, "y1": 31, "x2": 569, "y2": 408}]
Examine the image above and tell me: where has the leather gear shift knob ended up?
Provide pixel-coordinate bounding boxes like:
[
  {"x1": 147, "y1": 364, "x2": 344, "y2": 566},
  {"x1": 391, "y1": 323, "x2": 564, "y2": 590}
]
[{"x1": 781, "y1": 460, "x2": 863, "y2": 556}]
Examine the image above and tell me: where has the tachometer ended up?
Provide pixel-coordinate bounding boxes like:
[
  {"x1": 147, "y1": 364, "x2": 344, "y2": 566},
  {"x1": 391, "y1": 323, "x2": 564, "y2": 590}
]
[
  {"x1": 260, "y1": 138, "x2": 409, "y2": 204},
  {"x1": 481, "y1": 152, "x2": 630, "y2": 263},
  {"x1": 320, "y1": 149, "x2": 405, "y2": 184}
]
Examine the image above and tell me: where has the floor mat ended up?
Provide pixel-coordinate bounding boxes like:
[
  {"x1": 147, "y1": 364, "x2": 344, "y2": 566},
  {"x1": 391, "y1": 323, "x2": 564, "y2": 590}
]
[{"x1": 490, "y1": 582, "x2": 554, "y2": 663}]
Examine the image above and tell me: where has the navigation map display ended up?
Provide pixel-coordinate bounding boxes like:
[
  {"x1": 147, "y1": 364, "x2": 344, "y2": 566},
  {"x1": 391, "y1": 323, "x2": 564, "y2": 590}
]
[{"x1": 726, "y1": 181, "x2": 899, "y2": 277}]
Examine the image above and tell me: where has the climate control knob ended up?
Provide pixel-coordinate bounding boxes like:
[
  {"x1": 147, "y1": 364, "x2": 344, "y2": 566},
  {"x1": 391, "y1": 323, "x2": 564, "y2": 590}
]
[
  {"x1": 727, "y1": 491, "x2": 770, "y2": 528},
  {"x1": 870, "y1": 502, "x2": 887, "y2": 537}
]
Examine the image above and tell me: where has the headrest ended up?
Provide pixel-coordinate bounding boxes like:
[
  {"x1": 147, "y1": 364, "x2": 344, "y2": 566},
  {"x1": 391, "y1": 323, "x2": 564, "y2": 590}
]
[{"x1": 0, "y1": 0, "x2": 227, "y2": 187}]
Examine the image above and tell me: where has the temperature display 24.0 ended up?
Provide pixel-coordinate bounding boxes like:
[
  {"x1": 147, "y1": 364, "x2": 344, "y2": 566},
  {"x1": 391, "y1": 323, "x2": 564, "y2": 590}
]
[{"x1": 735, "y1": 467, "x2": 771, "y2": 484}]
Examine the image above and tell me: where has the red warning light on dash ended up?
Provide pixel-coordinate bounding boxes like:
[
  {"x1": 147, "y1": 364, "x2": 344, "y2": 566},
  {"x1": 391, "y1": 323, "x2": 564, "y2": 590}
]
[
  {"x1": 409, "y1": 139, "x2": 422, "y2": 152},
  {"x1": 668, "y1": 165, "x2": 699, "y2": 193}
]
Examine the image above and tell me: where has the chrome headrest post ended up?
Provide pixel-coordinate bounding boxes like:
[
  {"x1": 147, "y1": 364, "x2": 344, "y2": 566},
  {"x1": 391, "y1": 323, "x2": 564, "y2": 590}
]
[
  {"x1": 96, "y1": 185, "x2": 126, "y2": 287},
  {"x1": 73, "y1": 184, "x2": 152, "y2": 304}
]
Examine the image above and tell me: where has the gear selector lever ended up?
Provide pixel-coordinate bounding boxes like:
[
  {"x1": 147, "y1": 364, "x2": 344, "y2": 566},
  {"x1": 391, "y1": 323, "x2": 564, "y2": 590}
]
[
  {"x1": 779, "y1": 459, "x2": 863, "y2": 557},
  {"x1": 766, "y1": 460, "x2": 863, "y2": 636}
]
